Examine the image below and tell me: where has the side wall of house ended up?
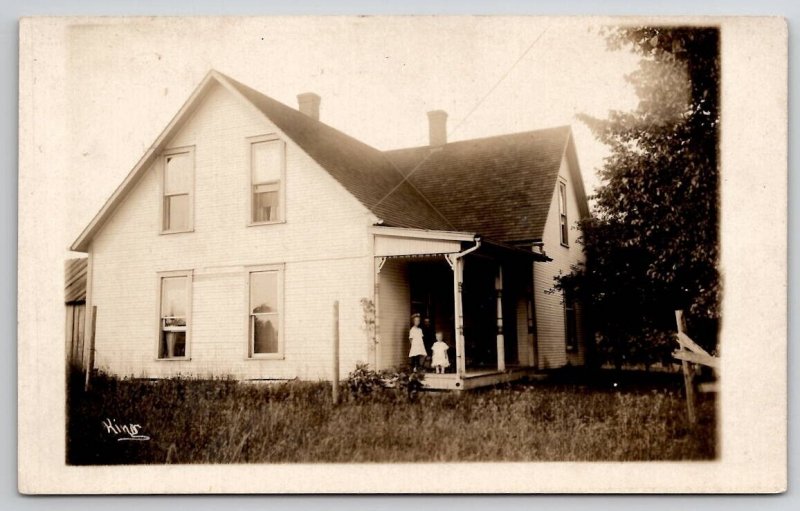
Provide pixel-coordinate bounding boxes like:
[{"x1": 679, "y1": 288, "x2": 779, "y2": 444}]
[
  {"x1": 376, "y1": 258, "x2": 411, "y2": 370},
  {"x1": 516, "y1": 295, "x2": 533, "y2": 367},
  {"x1": 532, "y1": 155, "x2": 588, "y2": 369},
  {"x1": 89, "y1": 82, "x2": 374, "y2": 380}
]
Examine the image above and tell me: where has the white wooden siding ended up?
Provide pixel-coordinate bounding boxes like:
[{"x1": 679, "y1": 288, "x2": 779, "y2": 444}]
[
  {"x1": 90, "y1": 82, "x2": 374, "y2": 380},
  {"x1": 532, "y1": 155, "x2": 587, "y2": 369},
  {"x1": 376, "y1": 258, "x2": 410, "y2": 370},
  {"x1": 374, "y1": 236, "x2": 460, "y2": 257},
  {"x1": 515, "y1": 295, "x2": 533, "y2": 367}
]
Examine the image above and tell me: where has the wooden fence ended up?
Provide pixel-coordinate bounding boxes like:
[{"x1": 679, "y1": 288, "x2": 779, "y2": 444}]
[
  {"x1": 65, "y1": 258, "x2": 88, "y2": 371},
  {"x1": 673, "y1": 310, "x2": 719, "y2": 424},
  {"x1": 66, "y1": 303, "x2": 86, "y2": 370}
]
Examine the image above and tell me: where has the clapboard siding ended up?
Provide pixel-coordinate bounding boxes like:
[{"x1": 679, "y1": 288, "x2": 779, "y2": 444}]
[
  {"x1": 90, "y1": 82, "x2": 374, "y2": 380},
  {"x1": 376, "y1": 258, "x2": 410, "y2": 370},
  {"x1": 375, "y1": 236, "x2": 461, "y2": 257},
  {"x1": 516, "y1": 295, "x2": 533, "y2": 367},
  {"x1": 532, "y1": 154, "x2": 587, "y2": 369}
]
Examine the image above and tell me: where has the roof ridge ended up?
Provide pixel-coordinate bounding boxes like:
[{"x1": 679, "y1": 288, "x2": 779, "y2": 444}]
[
  {"x1": 216, "y1": 71, "x2": 387, "y2": 157},
  {"x1": 383, "y1": 125, "x2": 572, "y2": 154}
]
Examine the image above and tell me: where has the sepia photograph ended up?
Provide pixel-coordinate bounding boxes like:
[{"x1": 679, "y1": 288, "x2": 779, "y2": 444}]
[{"x1": 18, "y1": 15, "x2": 787, "y2": 493}]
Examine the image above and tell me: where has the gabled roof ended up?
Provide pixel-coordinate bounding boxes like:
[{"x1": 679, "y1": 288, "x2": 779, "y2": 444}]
[
  {"x1": 221, "y1": 74, "x2": 453, "y2": 232},
  {"x1": 71, "y1": 70, "x2": 588, "y2": 252},
  {"x1": 385, "y1": 126, "x2": 587, "y2": 242},
  {"x1": 71, "y1": 70, "x2": 452, "y2": 252}
]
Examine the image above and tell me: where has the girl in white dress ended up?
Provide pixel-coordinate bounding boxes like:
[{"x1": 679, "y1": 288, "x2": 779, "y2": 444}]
[
  {"x1": 408, "y1": 313, "x2": 427, "y2": 371},
  {"x1": 430, "y1": 332, "x2": 450, "y2": 374}
]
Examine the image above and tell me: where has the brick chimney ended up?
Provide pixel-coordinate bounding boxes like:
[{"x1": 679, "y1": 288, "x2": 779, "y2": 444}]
[
  {"x1": 427, "y1": 110, "x2": 448, "y2": 146},
  {"x1": 297, "y1": 92, "x2": 321, "y2": 121}
]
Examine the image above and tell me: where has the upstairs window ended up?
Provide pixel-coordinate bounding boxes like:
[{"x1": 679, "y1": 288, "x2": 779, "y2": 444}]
[
  {"x1": 158, "y1": 271, "x2": 191, "y2": 359},
  {"x1": 558, "y1": 180, "x2": 568, "y2": 246},
  {"x1": 162, "y1": 147, "x2": 194, "y2": 233},
  {"x1": 248, "y1": 266, "x2": 283, "y2": 358},
  {"x1": 250, "y1": 137, "x2": 285, "y2": 224}
]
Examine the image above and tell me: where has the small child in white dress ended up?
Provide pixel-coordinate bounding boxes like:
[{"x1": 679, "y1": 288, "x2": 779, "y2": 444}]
[
  {"x1": 408, "y1": 313, "x2": 427, "y2": 371},
  {"x1": 430, "y1": 332, "x2": 450, "y2": 374}
]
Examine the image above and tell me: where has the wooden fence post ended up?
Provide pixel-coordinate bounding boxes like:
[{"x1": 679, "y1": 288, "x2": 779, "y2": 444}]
[
  {"x1": 84, "y1": 305, "x2": 97, "y2": 392},
  {"x1": 675, "y1": 310, "x2": 696, "y2": 425},
  {"x1": 332, "y1": 301, "x2": 340, "y2": 405}
]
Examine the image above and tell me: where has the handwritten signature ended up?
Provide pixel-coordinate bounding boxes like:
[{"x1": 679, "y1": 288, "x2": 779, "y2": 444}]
[{"x1": 102, "y1": 418, "x2": 150, "y2": 441}]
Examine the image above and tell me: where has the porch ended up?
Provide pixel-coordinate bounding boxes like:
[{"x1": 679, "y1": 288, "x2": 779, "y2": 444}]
[
  {"x1": 371, "y1": 226, "x2": 550, "y2": 390},
  {"x1": 421, "y1": 366, "x2": 540, "y2": 390}
]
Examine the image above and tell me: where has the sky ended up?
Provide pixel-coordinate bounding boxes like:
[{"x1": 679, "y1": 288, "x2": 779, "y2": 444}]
[{"x1": 64, "y1": 17, "x2": 641, "y2": 250}]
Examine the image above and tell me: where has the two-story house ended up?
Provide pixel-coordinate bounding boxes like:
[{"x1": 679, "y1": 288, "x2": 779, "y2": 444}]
[{"x1": 70, "y1": 70, "x2": 590, "y2": 389}]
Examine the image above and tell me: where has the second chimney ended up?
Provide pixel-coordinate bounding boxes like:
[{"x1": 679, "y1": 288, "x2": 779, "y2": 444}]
[
  {"x1": 297, "y1": 92, "x2": 321, "y2": 121},
  {"x1": 427, "y1": 110, "x2": 448, "y2": 146}
]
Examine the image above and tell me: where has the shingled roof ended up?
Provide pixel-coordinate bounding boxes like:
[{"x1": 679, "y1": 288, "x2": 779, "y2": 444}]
[
  {"x1": 226, "y1": 71, "x2": 579, "y2": 242},
  {"x1": 72, "y1": 71, "x2": 583, "y2": 252},
  {"x1": 221, "y1": 74, "x2": 453, "y2": 231},
  {"x1": 384, "y1": 126, "x2": 574, "y2": 242},
  {"x1": 65, "y1": 258, "x2": 87, "y2": 303}
]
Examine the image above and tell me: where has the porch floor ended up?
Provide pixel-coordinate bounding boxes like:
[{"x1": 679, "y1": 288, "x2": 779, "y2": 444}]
[{"x1": 420, "y1": 366, "x2": 539, "y2": 391}]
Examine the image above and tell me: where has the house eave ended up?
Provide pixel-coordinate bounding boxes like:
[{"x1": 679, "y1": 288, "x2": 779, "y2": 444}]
[
  {"x1": 371, "y1": 226, "x2": 550, "y2": 262},
  {"x1": 70, "y1": 70, "x2": 227, "y2": 253},
  {"x1": 370, "y1": 225, "x2": 477, "y2": 242},
  {"x1": 480, "y1": 238, "x2": 552, "y2": 262}
]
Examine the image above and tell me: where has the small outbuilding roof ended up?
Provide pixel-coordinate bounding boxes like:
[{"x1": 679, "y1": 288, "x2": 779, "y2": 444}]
[{"x1": 65, "y1": 258, "x2": 88, "y2": 303}]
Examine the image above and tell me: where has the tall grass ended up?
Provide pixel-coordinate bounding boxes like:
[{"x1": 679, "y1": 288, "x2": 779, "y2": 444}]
[{"x1": 66, "y1": 370, "x2": 715, "y2": 464}]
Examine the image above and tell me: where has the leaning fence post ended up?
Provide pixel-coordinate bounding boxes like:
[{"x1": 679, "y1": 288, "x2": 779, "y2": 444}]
[
  {"x1": 332, "y1": 300, "x2": 340, "y2": 405},
  {"x1": 675, "y1": 310, "x2": 696, "y2": 424}
]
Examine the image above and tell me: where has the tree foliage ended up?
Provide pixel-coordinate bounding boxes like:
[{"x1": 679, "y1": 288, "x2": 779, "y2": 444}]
[{"x1": 559, "y1": 27, "x2": 721, "y2": 367}]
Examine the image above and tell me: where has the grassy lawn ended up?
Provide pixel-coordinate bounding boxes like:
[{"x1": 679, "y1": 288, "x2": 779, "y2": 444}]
[{"x1": 66, "y1": 370, "x2": 716, "y2": 464}]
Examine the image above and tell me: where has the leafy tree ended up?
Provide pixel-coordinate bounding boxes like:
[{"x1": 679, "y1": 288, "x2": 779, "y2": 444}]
[{"x1": 559, "y1": 27, "x2": 720, "y2": 368}]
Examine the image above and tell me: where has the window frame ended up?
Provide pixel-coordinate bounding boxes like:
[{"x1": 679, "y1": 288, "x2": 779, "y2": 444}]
[
  {"x1": 155, "y1": 269, "x2": 193, "y2": 361},
  {"x1": 558, "y1": 179, "x2": 569, "y2": 247},
  {"x1": 159, "y1": 146, "x2": 195, "y2": 235},
  {"x1": 246, "y1": 134, "x2": 286, "y2": 227},
  {"x1": 244, "y1": 263, "x2": 285, "y2": 360}
]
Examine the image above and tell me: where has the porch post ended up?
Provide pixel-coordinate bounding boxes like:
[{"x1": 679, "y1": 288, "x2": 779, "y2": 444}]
[
  {"x1": 453, "y1": 257, "x2": 466, "y2": 376},
  {"x1": 373, "y1": 257, "x2": 386, "y2": 370},
  {"x1": 495, "y1": 264, "x2": 506, "y2": 371},
  {"x1": 526, "y1": 293, "x2": 537, "y2": 368},
  {"x1": 529, "y1": 259, "x2": 541, "y2": 369}
]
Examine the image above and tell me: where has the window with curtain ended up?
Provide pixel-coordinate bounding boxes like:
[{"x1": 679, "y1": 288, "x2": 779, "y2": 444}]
[
  {"x1": 249, "y1": 269, "x2": 282, "y2": 357},
  {"x1": 251, "y1": 139, "x2": 284, "y2": 224},
  {"x1": 159, "y1": 274, "x2": 190, "y2": 359}
]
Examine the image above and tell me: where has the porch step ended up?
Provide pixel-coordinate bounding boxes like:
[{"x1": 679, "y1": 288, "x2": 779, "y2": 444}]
[{"x1": 421, "y1": 367, "x2": 542, "y2": 391}]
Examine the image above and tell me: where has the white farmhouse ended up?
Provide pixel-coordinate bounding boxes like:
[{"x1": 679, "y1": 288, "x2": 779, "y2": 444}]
[{"x1": 70, "y1": 70, "x2": 590, "y2": 390}]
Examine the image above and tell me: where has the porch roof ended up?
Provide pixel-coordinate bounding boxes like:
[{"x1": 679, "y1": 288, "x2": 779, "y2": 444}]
[
  {"x1": 479, "y1": 238, "x2": 551, "y2": 262},
  {"x1": 372, "y1": 226, "x2": 550, "y2": 262}
]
